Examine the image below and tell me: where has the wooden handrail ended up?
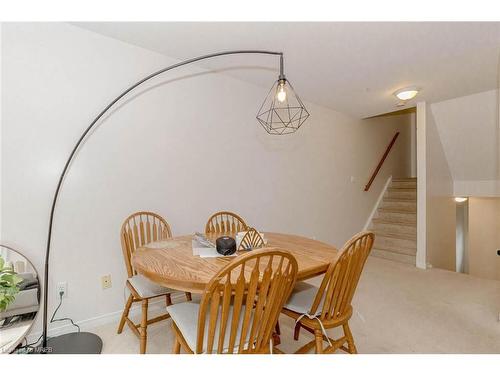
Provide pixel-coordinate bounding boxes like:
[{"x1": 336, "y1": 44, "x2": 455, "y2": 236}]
[{"x1": 364, "y1": 132, "x2": 400, "y2": 191}]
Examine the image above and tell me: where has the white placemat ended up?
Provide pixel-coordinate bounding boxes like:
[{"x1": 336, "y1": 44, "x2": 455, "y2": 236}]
[{"x1": 192, "y1": 239, "x2": 236, "y2": 258}]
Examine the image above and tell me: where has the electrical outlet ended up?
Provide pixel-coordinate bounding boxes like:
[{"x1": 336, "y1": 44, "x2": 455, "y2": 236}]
[
  {"x1": 101, "y1": 274, "x2": 112, "y2": 289},
  {"x1": 57, "y1": 281, "x2": 68, "y2": 298}
]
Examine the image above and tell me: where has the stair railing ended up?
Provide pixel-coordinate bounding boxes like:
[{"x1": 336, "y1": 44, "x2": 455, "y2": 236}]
[{"x1": 364, "y1": 132, "x2": 400, "y2": 191}]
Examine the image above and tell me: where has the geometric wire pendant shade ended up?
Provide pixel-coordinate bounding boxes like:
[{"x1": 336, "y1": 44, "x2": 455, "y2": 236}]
[{"x1": 256, "y1": 78, "x2": 310, "y2": 135}]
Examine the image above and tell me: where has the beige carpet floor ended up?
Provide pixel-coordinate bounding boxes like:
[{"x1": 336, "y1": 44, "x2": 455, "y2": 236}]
[{"x1": 90, "y1": 257, "x2": 500, "y2": 354}]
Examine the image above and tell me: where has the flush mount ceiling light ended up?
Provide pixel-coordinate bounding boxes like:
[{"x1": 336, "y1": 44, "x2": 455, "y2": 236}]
[
  {"x1": 454, "y1": 197, "x2": 468, "y2": 203},
  {"x1": 394, "y1": 86, "x2": 420, "y2": 101}
]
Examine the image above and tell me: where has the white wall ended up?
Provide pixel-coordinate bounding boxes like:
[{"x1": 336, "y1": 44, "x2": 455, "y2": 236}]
[
  {"x1": 431, "y1": 89, "x2": 500, "y2": 197},
  {"x1": 1, "y1": 23, "x2": 412, "y2": 335},
  {"x1": 418, "y1": 90, "x2": 498, "y2": 271},
  {"x1": 410, "y1": 112, "x2": 417, "y2": 178},
  {"x1": 455, "y1": 201, "x2": 469, "y2": 273},
  {"x1": 416, "y1": 103, "x2": 427, "y2": 269},
  {"x1": 468, "y1": 197, "x2": 500, "y2": 281},
  {"x1": 425, "y1": 103, "x2": 456, "y2": 271}
]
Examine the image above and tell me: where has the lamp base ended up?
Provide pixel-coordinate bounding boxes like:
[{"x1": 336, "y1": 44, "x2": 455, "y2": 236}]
[{"x1": 42, "y1": 332, "x2": 103, "y2": 354}]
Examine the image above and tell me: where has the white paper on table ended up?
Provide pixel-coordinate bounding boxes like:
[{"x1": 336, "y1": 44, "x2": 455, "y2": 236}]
[{"x1": 192, "y1": 239, "x2": 236, "y2": 258}]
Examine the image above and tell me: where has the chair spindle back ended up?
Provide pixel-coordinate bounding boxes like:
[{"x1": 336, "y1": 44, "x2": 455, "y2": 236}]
[
  {"x1": 196, "y1": 248, "x2": 298, "y2": 354},
  {"x1": 120, "y1": 211, "x2": 172, "y2": 277},
  {"x1": 309, "y1": 231, "x2": 374, "y2": 322},
  {"x1": 205, "y1": 211, "x2": 247, "y2": 235},
  {"x1": 238, "y1": 228, "x2": 265, "y2": 251}
]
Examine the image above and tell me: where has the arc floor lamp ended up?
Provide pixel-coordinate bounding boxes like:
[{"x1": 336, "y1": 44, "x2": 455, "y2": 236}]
[{"x1": 40, "y1": 50, "x2": 309, "y2": 353}]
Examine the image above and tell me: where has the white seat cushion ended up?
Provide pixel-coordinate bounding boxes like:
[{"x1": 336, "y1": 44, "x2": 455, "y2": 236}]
[
  {"x1": 128, "y1": 274, "x2": 173, "y2": 298},
  {"x1": 282, "y1": 281, "x2": 321, "y2": 316},
  {"x1": 167, "y1": 301, "x2": 254, "y2": 353}
]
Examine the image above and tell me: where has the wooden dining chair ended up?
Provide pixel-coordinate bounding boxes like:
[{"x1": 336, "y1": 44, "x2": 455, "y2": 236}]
[
  {"x1": 238, "y1": 228, "x2": 265, "y2": 251},
  {"x1": 280, "y1": 231, "x2": 374, "y2": 354},
  {"x1": 205, "y1": 211, "x2": 247, "y2": 235},
  {"x1": 117, "y1": 211, "x2": 191, "y2": 354},
  {"x1": 168, "y1": 248, "x2": 298, "y2": 354}
]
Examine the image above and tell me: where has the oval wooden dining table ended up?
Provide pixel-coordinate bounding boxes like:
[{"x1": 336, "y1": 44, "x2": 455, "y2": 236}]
[{"x1": 131, "y1": 232, "x2": 338, "y2": 294}]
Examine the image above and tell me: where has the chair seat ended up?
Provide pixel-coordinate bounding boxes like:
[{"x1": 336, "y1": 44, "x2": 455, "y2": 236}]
[
  {"x1": 128, "y1": 274, "x2": 173, "y2": 298},
  {"x1": 282, "y1": 281, "x2": 320, "y2": 316},
  {"x1": 167, "y1": 301, "x2": 253, "y2": 353}
]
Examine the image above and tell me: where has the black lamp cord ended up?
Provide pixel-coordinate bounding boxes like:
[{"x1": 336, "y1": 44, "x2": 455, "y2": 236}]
[
  {"x1": 17, "y1": 291, "x2": 80, "y2": 351},
  {"x1": 49, "y1": 290, "x2": 81, "y2": 333}
]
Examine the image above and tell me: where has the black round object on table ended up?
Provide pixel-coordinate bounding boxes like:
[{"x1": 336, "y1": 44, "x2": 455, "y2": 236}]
[{"x1": 216, "y1": 236, "x2": 237, "y2": 256}]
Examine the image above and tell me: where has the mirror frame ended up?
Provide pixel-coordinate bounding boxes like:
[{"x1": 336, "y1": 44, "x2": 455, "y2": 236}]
[{"x1": 0, "y1": 244, "x2": 40, "y2": 354}]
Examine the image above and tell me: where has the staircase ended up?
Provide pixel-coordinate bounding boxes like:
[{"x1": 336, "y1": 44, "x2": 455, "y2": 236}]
[{"x1": 369, "y1": 177, "x2": 417, "y2": 265}]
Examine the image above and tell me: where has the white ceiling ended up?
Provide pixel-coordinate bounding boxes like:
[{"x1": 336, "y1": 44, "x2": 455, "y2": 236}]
[{"x1": 73, "y1": 22, "x2": 500, "y2": 118}]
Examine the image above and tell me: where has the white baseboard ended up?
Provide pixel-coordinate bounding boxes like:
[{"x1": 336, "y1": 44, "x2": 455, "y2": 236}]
[
  {"x1": 25, "y1": 293, "x2": 187, "y2": 344},
  {"x1": 363, "y1": 175, "x2": 392, "y2": 231}
]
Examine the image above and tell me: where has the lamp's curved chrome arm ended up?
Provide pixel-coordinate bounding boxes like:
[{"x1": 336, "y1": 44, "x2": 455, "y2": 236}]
[{"x1": 41, "y1": 50, "x2": 284, "y2": 347}]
